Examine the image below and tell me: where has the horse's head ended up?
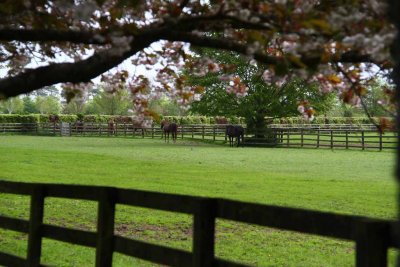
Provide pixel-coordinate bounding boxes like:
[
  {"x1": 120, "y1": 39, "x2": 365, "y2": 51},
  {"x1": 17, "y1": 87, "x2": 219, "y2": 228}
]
[
  {"x1": 161, "y1": 121, "x2": 167, "y2": 129},
  {"x1": 226, "y1": 125, "x2": 235, "y2": 136},
  {"x1": 49, "y1": 114, "x2": 59, "y2": 123}
]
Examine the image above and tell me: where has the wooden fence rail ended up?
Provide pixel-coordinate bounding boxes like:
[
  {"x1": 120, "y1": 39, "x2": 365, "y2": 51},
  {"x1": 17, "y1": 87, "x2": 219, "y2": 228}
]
[
  {"x1": 269, "y1": 123, "x2": 379, "y2": 130},
  {"x1": 0, "y1": 180, "x2": 399, "y2": 266},
  {"x1": 248, "y1": 128, "x2": 397, "y2": 150},
  {"x1": 0, "y1": 123, "x2": 397, "y2": 150}
]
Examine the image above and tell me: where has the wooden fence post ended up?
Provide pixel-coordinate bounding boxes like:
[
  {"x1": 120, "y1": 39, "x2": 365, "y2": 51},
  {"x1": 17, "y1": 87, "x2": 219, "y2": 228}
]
[
  {"x1": 361, "y1": 131, "x2": 365, "y2": 150},
  {"x1": 330, "y1": 130, "x2": 333, "y2": 149},
  {"x1": 345, "y1": 130, "x2": 349, "y2": 149},
  {"x1": 213, "y1": 126, "x2": 216, "y2": 142},
  {"x1": 27, "y1": 186, "x2": 45, "y2": 267},
  {"x1": 316, "y1": 129, "x2": 320, "y2": 148},
  {"x1": 192, "y1": 126, "x2": 194, "y2": 139},
  {"x1": 286, "y1": 128, "x2": 290, "y2": 147},
  {"x1": 379, "y1": 131, "x2": 383, "y2": 151},
  {"x1": 151, "y1": 125, "x2": 154, "y2": 139},
  {"x1": 193, "y1": 199, "x2": 216, "y2": 267},
  {"x1": 202, "y1": 126, "x2": 205, "y2": 140},
  {"x1": 95, "y1": 188, "x2": 116, "y2": 267},
  {"x1": 301, "y1": 129, "x2": 304, "y2": 147},
  {"x1": 181, "y1": 125, "x2": 184, "y2": 139},
  {"x1": 355, "y1": 219, "x2": 389, "y2": 267}
]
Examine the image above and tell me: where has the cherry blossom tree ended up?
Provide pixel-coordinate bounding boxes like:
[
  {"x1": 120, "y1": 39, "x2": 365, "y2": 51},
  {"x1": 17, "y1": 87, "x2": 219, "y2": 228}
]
[{"x1": 0, "y1": 0, "x2": 396, "y2": 125}]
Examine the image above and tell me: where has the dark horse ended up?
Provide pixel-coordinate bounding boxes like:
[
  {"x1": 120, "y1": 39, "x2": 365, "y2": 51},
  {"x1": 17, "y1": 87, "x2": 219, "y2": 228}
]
[
  {"x1": 226, "y1": 125, "x2": 244, "y2": 147},
  {"x1": 161, "y1": 121, "x2": 178, "y2": 143},
  {"x1": 48, "y1": 114, "x2": 59, "y2": 123},
  {"x1": 108, "y1": 119, "x2": 116, "y2": 135},
  {"x1": 48, "y1": 115, "x2": 60, "y2": 134}
]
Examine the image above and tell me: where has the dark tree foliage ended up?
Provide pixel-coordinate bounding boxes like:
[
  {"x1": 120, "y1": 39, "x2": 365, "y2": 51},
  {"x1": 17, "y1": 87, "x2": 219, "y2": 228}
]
[{"x1": 188, "y1": 49, "x2": 334, "y2": 134}]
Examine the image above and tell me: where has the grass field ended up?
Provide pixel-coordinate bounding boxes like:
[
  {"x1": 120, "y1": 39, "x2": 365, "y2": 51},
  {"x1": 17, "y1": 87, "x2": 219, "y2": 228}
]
[{"x1": 0, "y1": 136, "x2": 397, "y2": 266}]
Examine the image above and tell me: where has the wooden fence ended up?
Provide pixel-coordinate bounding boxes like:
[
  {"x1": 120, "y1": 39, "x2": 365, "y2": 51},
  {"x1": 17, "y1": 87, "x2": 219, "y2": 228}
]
[
  {"x1": 0, "y1": 180, "x2": 398, "y2": 266},
  {"x1": 247, "y1": 128, "x2": 397, "y2": 150},
  {"x1": 0, "y1": 123, "x2": 397, "y2": 150},
  {"x1": 269, "y1": 123, "x2": 378, "y2": 130}
]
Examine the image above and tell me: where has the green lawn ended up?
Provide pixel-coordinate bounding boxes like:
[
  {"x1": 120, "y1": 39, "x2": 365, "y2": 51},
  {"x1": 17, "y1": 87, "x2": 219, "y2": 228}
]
[{"x1": 0, "y1": 136, "x2": 397, "y2": 266}]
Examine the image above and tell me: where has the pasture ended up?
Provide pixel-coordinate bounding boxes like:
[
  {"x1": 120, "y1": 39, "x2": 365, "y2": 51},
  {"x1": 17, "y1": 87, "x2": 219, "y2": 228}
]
[{"x1": 0, "y1": 136, "x2": 397, "y2": 266}]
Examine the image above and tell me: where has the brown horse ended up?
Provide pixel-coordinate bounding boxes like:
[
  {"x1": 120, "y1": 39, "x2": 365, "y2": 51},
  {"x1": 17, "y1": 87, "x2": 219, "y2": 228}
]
[
  {"x1": 226, "y1": 125, "x2": 244, "y2": 147},
  {"x1": 74, "y1": 120, "x2": 84, "y2": 133},
  {"x1": 48, "y1": 114, "x2": 60, "y2": 123},
  {"x1": 161, "y1": 121, "x2": 178, "y2": 143},
  {"x1": 48, "y1": 114, "x2": 60, "y2": 133},
  {"x1": 108, "y1": 119, "x2": 116, "y2": 135}
]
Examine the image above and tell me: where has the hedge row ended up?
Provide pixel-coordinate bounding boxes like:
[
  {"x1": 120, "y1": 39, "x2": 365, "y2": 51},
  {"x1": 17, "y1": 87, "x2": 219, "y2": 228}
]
[
  {"x1": 0, "y1": 114, "x2": 388, "y2": 125},
  {"x1": 271, "y1": 117, "x2": 383, "y2": 125},
  {"x1": 0, "y1": 114, "x2": 246, "y2": 124},
  {"x1": 160, "y1": 116, "x2": 245, "y2": 125},
  {"x1": 0, "y1": 114, "x2": 121, "y2": 123}
]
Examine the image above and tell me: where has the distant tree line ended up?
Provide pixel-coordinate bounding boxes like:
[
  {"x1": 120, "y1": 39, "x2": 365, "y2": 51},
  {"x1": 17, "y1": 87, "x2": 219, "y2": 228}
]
[{"x1": 0, "y1": 85, "x2": 188, "y2": 117}]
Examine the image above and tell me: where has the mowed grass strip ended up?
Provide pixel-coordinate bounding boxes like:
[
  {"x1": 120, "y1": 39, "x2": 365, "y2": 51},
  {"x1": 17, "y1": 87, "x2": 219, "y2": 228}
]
[{"x1": 0, "y1": 136, "x2": 396, "y2": 266}]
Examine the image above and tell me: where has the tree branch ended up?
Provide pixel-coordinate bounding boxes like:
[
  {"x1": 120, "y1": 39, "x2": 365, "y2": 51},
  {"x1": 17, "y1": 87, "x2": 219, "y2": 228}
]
[
  {"x1": 0, "y1": 36, "x2": 156, "y2": 98},
  {"x1": 179, "y1": 0, "x2": 190, "y2": 10},
  {"x1": 0, "y1": 29, "x2": 108, "y2": 45},
  {"x1": 176, "y1": 14, "x2": 274, "y2": 31},
  {"x1": 335, "y1": 63, "x2": 381, "y2": 130},
  {"x1": 161, "y1": 31, "x2": 375, "y2": 67},
  {"x1": 0, "y1": 27, "x2": 378, "y2": 98}
]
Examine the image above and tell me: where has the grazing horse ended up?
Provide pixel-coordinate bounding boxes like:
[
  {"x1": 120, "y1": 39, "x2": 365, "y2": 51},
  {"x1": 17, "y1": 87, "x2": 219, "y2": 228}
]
[
  {"x1": 75, "y1": 120, "x2": 84, "y2": 133},
  {"x1": 48, "y1": 114, "x2": 60, "y2": 134},
  {"x1": 48, "y1": 114, "x2": 60, "y2": 123},
  {"x1": 226, "y1": 125, "x2": 245, "y2": 147},
  {"x1": 161, "y1": 121, "x2": 178, "y2": 143},
  {"x1": 108, "y1": 119, "x2": 116, "y2": 135}
]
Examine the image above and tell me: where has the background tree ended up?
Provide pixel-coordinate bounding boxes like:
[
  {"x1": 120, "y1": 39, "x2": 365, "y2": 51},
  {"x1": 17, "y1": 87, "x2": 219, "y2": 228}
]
[
  {"x1": 31, "y1": 85, "x2": 59, "y2": 98},
  {"x1": 148, "y1": 96, "x2": 188, "y2": 116},
  {"x1": 0, "y1": 97, "x2": 24, "y2": 114},
  {"x1": 62, "y1": 97, "x2": 87, "y2": 114},
  {"x1": 241, "y1": 78, "x2": 334, "y2": 134},
  {"x1": 362, "y1": 78, "x2": 394, "y2": 117},
  {"x1": 85, "y1": 86, "x2": 132, "y2": 115},
  {"x1": 34, "y1": 96, "x2": 61, "y2": 114},
  {"x1": 22, "y1": 96, "x2": 38, "y2": 114},
  {"x1": 188, "y1": 49, "x2": 334, "y2": 134}
]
